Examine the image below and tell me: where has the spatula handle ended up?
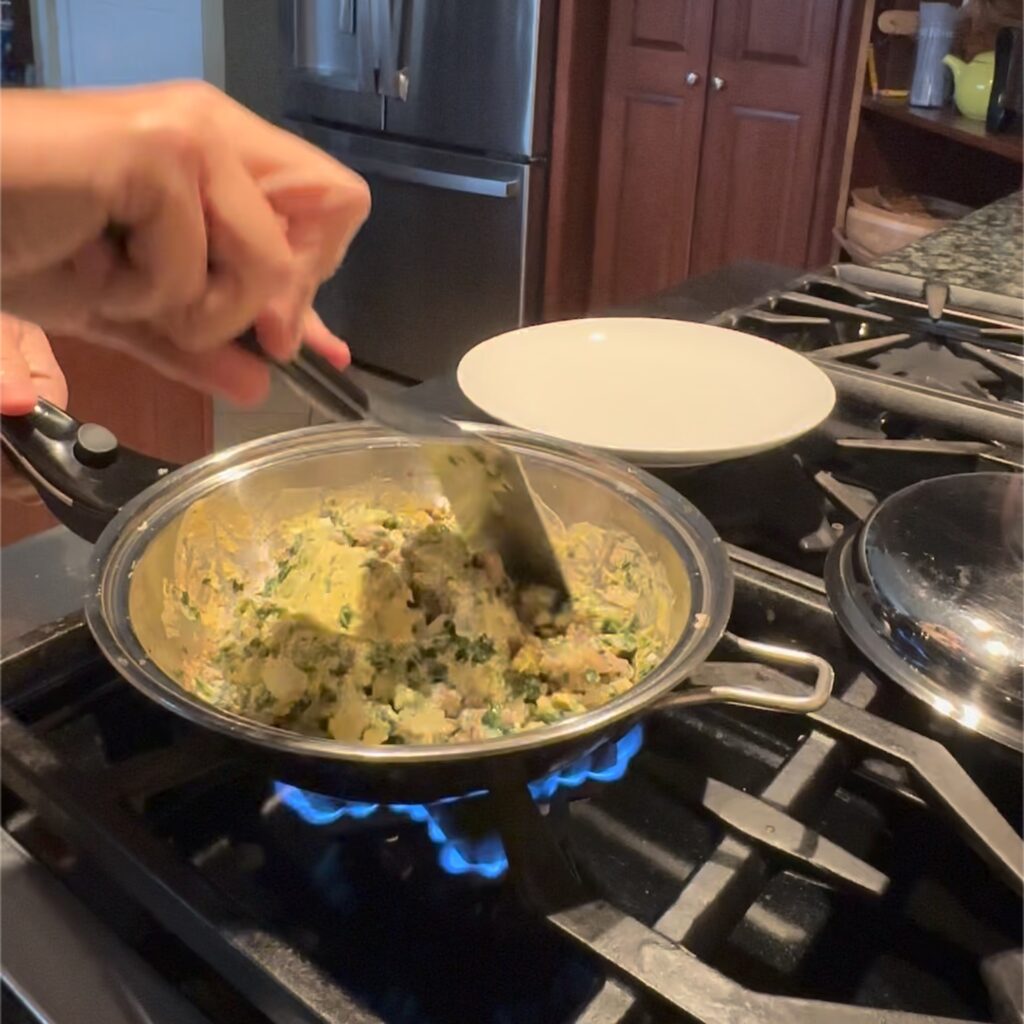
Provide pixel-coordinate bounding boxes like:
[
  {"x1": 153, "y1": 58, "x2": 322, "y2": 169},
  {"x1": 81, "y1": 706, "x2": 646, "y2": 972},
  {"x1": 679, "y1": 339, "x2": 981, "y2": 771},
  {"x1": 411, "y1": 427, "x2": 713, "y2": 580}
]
[{"x1": 236, "y1": 329, "x2": 372, "y2": 424}]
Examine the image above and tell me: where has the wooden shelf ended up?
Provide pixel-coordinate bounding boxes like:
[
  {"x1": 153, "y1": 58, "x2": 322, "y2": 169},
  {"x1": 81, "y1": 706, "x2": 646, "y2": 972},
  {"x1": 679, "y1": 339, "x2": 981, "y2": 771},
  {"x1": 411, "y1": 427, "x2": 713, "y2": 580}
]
[{"x1": 861, "y1": 94, "x2": 1023, "y2": 163}]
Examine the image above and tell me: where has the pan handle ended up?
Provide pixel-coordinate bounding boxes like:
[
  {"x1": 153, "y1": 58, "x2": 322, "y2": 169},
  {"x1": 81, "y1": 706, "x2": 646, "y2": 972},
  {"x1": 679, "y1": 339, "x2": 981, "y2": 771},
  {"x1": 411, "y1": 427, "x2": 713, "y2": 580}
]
[
  {"x1": 657, "y1": 632, "x2": 834, "y2": 714},
  {"x1": 0, "y1": 332, "x2": 368, "y2": 541},
  {"x1": 0, "y1": 398, "x2": 173, "y2": 542},
  {"x1": 236, "y1": 330, "x2": 371, "y2": 424}
]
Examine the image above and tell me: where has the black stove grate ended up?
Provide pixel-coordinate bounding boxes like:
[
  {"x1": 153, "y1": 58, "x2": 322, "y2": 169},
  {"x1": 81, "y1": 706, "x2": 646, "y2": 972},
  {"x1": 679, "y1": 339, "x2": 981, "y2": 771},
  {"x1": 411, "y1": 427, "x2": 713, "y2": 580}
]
[
  {"x1": 3, "y1": 548, "x2": 1020, "y2": 1024},
  {"x1": 716, "y1": 266, "x2": 1024, "y2": 410},
  {"x1": 659, "y1": 268, "x2": 1024, "y2": 577}
]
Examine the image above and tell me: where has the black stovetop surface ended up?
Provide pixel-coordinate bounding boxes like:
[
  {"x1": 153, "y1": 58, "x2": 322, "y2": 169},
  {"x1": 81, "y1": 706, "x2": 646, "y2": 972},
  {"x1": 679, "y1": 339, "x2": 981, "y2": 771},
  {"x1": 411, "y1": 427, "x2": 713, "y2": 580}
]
[
  {"x1": 3, "y1": 265, "x2": 1023, "y2": 1024},
  {"x1": 3, "y1": 545, "x2": 1021, "y2": 1024}
]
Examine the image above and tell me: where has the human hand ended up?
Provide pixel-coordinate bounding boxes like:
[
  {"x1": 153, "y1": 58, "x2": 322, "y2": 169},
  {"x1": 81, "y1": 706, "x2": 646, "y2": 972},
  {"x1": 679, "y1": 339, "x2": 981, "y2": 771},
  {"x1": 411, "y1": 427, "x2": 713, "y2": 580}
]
[
  {"x1": 1, "y1": 314, "x2": 68, "y2": 503},
  {"x1": 1, "y1": 81, "x2": 368, "y2": 405}
]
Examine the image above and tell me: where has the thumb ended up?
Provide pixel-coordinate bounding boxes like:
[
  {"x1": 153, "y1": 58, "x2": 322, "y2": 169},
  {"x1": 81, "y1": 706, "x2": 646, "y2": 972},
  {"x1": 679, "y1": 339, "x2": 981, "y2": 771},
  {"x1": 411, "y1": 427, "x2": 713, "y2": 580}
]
[{"x1": 0, "y1": 331, "x2": 38, "y2": 415}]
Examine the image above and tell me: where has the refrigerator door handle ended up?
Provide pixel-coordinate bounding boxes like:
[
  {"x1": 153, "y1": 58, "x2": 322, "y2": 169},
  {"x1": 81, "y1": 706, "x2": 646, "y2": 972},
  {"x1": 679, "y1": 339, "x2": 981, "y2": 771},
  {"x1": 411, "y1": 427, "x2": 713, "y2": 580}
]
[
  {"x1": 374, "y1": 0, "x2": 409, "y2": 100},
  {"x1": 356, "y1": 0, "x2": 381, "y2": 94},
  {"x1": 339, "y1": 0, "x2": 356, "y2": 33},
  {"x1": 336, "y1": 154, "x2": 520, "y2": 198}
]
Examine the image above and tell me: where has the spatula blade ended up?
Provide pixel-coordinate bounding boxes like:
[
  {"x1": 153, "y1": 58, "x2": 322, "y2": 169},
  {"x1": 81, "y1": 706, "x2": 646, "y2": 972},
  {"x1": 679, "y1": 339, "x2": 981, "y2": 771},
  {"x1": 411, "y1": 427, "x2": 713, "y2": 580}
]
[
  {"x1": 426, "y1": 440, "x2": 569, "y2": 600},
  {"x1": 236, "y1": 334, "x2": 569, "y2": 601}
]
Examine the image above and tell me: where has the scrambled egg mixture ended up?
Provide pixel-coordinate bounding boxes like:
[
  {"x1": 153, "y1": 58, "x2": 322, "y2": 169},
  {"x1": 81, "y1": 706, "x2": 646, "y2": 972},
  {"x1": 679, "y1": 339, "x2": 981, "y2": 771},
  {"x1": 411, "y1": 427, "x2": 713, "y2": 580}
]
[{"x1": 165, "y1": 494, "x2": 669, "y2": 746}]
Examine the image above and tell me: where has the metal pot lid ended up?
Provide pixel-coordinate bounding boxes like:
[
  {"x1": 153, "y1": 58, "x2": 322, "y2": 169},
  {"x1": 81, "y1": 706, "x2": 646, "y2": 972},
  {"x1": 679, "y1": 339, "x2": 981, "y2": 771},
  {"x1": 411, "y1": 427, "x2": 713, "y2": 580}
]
[{"x1": 826, "y1": 472, "x2": 1023, "y2": 751}]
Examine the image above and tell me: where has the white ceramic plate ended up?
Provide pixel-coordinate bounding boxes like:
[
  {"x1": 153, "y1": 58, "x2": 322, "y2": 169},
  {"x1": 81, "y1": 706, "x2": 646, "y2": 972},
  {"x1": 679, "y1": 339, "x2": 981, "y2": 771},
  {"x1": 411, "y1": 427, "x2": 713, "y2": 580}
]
[{"x1": 457, "y1": 318, "x2": 836, "y2": 467}]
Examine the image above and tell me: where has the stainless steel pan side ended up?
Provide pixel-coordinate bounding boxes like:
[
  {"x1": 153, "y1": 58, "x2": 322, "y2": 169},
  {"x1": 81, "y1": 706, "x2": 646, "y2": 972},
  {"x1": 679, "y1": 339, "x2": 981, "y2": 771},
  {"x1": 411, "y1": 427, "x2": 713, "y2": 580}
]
[
  {"x1": 78, "y1": 423, "x2": 833, "y2": 802},
  {"x1": 0, "y1": 402, "x2": 833, "y2": 803}
]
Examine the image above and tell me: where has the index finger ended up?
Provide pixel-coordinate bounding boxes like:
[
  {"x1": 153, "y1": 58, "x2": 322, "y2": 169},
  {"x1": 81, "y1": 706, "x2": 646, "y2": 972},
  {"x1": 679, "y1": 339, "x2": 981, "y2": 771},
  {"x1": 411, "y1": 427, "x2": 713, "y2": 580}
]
[
  {"x1": 16, "y1": 320, "x2": 67, "y2": 407},
  {"x1": 251, "y1": 172, "x2": 370, "y2": 355},
  {"x1": 166, "y1": 146, "x2": 293, "y2": 354},
  {"x1": 97, "y1": 134, "x2": 208, "y2": 322}
]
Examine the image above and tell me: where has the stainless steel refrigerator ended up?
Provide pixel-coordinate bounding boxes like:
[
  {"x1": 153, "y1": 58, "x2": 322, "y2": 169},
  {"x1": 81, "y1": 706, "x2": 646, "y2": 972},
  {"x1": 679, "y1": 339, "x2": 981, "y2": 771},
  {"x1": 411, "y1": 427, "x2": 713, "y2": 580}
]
[{"x1": 224, "y1": 0, "x2": 556, "y2": 381}]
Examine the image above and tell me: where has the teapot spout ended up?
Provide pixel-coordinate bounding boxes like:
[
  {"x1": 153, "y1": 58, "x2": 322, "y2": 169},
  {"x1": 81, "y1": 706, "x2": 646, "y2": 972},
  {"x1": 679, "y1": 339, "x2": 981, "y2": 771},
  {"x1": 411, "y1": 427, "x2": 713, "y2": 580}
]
[{"x1": 942, "y1": 54, "x2": 965, "y2": 80}]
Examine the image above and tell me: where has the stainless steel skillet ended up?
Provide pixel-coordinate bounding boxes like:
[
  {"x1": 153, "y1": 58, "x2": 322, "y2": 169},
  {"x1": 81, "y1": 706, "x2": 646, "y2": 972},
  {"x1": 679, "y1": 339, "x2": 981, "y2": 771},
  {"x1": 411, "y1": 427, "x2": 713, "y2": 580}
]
[{"x1": 1, "y1": 404, "x2": 833, "y2": 804}]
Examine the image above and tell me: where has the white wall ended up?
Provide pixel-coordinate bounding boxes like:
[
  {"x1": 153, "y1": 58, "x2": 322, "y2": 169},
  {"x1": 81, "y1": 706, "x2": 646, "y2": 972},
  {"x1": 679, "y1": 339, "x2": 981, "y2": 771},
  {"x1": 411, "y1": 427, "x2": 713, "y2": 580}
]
[{"x1": 31, "y1": 0, "x2": 223, "y2": 87}]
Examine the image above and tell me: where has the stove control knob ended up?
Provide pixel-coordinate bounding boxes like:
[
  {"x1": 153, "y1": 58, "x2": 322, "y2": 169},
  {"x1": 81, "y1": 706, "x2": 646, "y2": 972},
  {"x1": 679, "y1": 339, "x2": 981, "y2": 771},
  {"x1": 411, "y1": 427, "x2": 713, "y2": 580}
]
[{"x1": 74, "y1": 423, "x2": 119, "y2": 468}]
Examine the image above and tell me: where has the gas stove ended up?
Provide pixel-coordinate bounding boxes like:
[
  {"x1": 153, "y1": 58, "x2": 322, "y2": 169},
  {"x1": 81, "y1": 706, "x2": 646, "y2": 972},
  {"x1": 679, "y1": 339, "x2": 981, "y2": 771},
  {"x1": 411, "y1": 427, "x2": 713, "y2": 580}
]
[
  {"x1": 652, "y1": 264, "x2": 1024, "y2": 579},
  {"x1": 716, "y1": 264, "x2": 1024, "y2": 409},
  {"x1": 2, "y1": 266, "x2": 1022, "y2": 1024}
]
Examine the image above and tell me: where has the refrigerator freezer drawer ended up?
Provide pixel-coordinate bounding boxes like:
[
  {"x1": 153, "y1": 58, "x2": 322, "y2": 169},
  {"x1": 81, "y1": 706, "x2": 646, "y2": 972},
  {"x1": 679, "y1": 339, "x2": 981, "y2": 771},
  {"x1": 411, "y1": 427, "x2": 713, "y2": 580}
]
[{"x1": 291, "y1": 121, "x2": 544, "y2": 382}]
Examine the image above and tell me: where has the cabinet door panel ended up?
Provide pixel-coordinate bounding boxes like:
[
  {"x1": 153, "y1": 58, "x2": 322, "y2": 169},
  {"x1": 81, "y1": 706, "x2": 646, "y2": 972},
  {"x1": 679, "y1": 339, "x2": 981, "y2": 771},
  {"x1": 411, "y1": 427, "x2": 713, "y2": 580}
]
[
  {"x1": 738, "y1": 0, "x2": 817, "y2": 66},
  {"x1": 632, "y1": 0, "x2": 692, "y2": 50},
  {"x1": 690, "y1": 0, "x2": 840, "y2": 276},
  {"x1": 590, "y1": 0, "x2": 714, "y2": 307}
]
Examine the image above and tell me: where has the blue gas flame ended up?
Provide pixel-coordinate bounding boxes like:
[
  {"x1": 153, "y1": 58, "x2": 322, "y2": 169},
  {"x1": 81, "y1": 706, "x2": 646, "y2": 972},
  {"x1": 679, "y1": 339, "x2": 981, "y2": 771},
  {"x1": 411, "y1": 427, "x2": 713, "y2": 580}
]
[{"x1": 275, "y1": 724, "x2": 644, "y2": 880}]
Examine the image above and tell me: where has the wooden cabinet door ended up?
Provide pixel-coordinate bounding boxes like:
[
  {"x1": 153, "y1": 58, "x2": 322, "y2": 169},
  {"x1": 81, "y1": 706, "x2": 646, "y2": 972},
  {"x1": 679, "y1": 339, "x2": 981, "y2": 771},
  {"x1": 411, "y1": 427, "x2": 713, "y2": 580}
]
[
  {"x1": 590, "y1": 0, "x2": 714, "y2": 308},
  {"x1": 2, "y1": 345, "x2": 212, "y2": 546},
  {"x1": 689, "y1": 0, "x2": 841, "y2": 276}
]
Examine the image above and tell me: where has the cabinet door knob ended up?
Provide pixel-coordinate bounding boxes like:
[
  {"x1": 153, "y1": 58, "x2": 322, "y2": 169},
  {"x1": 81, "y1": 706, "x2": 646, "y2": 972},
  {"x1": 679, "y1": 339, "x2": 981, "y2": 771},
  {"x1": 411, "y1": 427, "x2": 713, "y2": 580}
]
[
  {"x1": 711, "y1": 75, "x2": 726, "y2": 91},
  {"x1": 685, "y1": 71, "x2": 701, "y2": 86}
]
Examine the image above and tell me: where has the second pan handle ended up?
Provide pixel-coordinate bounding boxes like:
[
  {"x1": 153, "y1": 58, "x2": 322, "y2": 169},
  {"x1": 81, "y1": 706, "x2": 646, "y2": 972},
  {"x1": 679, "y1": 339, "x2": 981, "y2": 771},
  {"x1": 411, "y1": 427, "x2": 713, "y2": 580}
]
[{"x1": 657, "y1": 633, "x2": 835, "y2": 714}]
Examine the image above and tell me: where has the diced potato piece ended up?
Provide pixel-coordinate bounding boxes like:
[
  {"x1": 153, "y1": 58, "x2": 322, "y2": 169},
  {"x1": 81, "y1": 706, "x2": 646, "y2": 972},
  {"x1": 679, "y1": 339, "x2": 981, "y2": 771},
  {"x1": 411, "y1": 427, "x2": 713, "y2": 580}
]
[
  {"x1": 394, "y1": 703, "x2": 456, "y2": 744},
  {"x1": 260, "y1": 658, "x2": 308, "y2": 707},
  {"x1": 448, "y1": 659, "x2": 509, "y2": 708}
]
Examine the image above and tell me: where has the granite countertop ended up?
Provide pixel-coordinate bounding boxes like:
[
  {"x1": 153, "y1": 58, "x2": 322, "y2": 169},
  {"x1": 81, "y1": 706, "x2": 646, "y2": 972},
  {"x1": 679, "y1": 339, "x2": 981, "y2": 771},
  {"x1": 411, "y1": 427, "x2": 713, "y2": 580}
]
[{"x1": 874, "y1": 191, "x2": 1023, "y2": 299}]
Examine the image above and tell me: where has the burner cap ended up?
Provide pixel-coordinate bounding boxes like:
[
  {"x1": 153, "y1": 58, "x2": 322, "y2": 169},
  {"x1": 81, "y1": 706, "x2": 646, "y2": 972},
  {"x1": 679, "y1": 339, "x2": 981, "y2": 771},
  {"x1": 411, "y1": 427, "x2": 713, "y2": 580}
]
[{"x1": 827, "y1": 473, "x2": 1023, "y2": 751}]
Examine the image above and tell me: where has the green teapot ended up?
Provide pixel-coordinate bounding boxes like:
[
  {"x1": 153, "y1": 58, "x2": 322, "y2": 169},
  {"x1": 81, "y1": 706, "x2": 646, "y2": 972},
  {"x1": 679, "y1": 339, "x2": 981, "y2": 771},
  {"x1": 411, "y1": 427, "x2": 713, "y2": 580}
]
[{"x1": 942, "y1": 51, "x2": 995, "y2": 121}]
